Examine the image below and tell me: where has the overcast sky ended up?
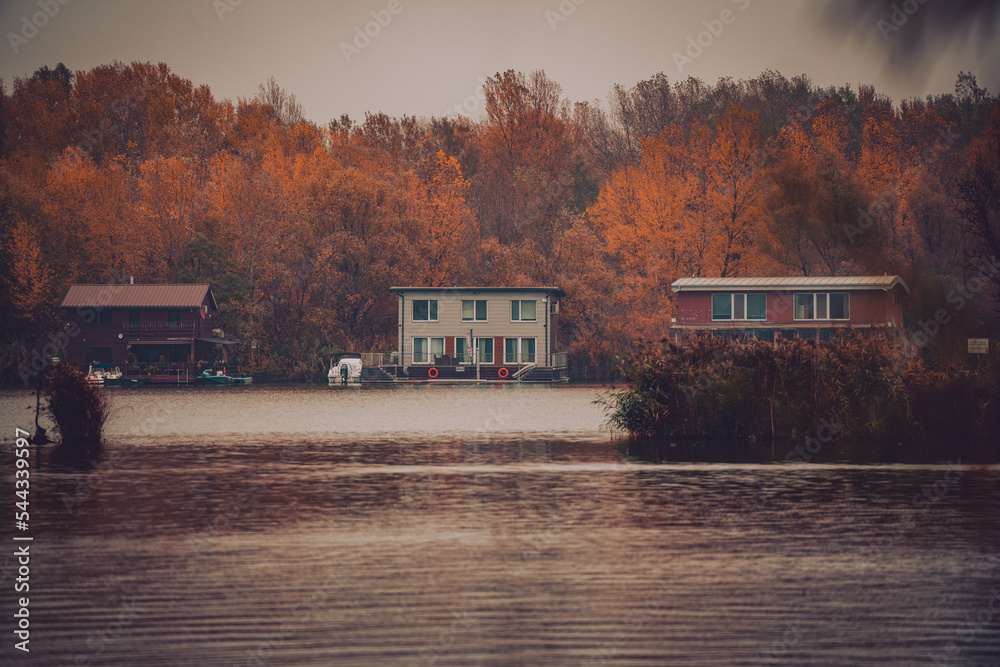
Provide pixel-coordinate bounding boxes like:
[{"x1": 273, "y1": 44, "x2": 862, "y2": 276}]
[{"x1": 2, "y1": 0, "x2": 998, "y2": 123}]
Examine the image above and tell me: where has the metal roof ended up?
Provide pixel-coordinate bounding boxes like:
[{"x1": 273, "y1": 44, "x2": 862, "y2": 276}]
[
  {"x1": 670, "y1": 276, "x2": 909, "y2": 294},
  {"x1": 390, "y1": 286, "x2": 566, "y2": 297},
  {"x1": 61, "y1": 284, "x2": 217, "y2": 309}
]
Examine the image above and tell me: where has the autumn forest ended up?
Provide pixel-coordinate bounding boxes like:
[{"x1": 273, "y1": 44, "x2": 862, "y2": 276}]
[{"x1": 1, "y1": 62, "x2": 999, "y2": 382}]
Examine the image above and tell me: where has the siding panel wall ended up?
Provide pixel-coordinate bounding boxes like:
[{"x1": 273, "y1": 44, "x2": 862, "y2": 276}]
[{"x1": 395, "y1": 289, "x2": 558, "y2": 365}]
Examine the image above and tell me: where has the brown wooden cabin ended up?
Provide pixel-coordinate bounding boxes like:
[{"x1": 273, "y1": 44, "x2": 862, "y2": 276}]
[{"x1": 60, "y1": 283, "x2": 238, "y2": 368}]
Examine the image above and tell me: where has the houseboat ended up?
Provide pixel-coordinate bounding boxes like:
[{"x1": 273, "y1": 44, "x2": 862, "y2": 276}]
[
  {"x1": 669, "y1": 275, "x2": 908, "y2": 341},
  {"x1": 357, "y1": 286, "x2": 568, "y2": 383}
]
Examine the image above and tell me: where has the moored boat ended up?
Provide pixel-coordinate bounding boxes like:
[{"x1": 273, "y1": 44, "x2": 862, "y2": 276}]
[
  {"x1": 195, "y1": 369, "x2": 252, "y2": 386},
  {"x1": 87, "y1": 363, "x2": 122, "y2": 385},
  {"x1": 328, "y1": 353, "x2": 363, "y2": 385}
]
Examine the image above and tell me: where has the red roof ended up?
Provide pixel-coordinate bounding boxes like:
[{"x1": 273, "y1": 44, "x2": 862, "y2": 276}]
[{"x1": 61, "y1": 284, "x2": 216, "y2": 309}]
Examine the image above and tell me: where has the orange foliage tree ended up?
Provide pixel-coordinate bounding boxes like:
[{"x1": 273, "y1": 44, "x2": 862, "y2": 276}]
[{"x1": 1, "y1": 61, "x2": 997, "y2": 382}]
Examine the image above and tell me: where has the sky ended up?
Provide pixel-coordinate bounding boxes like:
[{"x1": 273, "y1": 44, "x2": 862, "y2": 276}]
[{"x1": 1, "y1": 0, "x2": 998, "y2": 124}]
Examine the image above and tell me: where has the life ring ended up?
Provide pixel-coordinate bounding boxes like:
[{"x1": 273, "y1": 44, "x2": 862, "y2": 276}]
[
  {"x1": 427, "y1": 367, "x2": 438, "y2": 378},
  {"x1": 498, "y1": 367, "x2": 509, "y2": 379}
]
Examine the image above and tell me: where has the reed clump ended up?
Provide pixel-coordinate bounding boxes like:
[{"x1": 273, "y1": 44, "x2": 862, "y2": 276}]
[{"x1": 607, "y1": 330, "x2": 999, "y2": 454}]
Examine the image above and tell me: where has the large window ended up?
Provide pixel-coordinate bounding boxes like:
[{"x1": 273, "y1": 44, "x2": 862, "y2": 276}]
[
  {"x1": 829, "y1": 293, "x2": 849, "y2": 319},
  {"x1": 712, "y1": 294, "x2": 732, "y2": 320},
  {"x1": 712, "y1": 293, "x2": 766, "y2": 321},
  {"x1": 412, "y1": 337, "x2": 427, "y2": 363},
  {"x1": 168, "y1": 309, "x2": 180, "y2": 325},
  {"x1": 412, "y1": 300, "x2": 438, "y2": 322},
  {"x1": 746, "y1": 294, "x2": 767, "y2": 320},
  {"x1": 505, "y1": 338, "x2": 536, "y2": 364},
  {"x1": 511, "y1": 300, "x2": 536, "y2": 322},
  {"x1": 99, "y1": 309, "x2": 113, "y2": 326},
  {"x1": 477, "y1": 337, "x2": 494, "y2": 364},
  {"x1": 455, "y1": 337, "x2": 469, "y2": 363},
  {"x1": 794, "y1": 293, "x2": 849, "y2": 320},
  {"x1": 794, "y1": 294, "x2": 814, "y2": 320},
  {"x1": 411, "y1": 337, "x2": 444, "y2": 363},
  {"x1": 462, "y1": 300, "x2": 487, "y2": 321}
]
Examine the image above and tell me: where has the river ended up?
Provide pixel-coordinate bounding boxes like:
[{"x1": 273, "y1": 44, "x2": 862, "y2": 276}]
[{"x1": 1, "y1": 384, "x2": 998, "y2": 665}]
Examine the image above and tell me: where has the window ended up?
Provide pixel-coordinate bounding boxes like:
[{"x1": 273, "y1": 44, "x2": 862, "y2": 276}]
[
  {"x1": 794, "y1": 293, "x2": 849, "y2": 320},
  {"x1": 99, "y1": 309, "x2": 113, "y2": 326},
  {"x1": 455, "y1": 337, "x2": 469, "y2": 363},
  {"x1": 505, "y1": 337, "x2": 536, "y2": 364},
  {"x1": 712, "y1": 294, "x2": 732, "y2": 320},
  {"x1": 829, "y1": 293, "x2": 849, "y2": 319},
  {"x1": 412, "y1": 337, "x2": 428, "y2": 363},
  {"x1": 412, "y1": 300, "x2": 437, "y2": 322},
  {"x1": 412, "y1": 337, "x2": 443, "y2": 363},
  {"x1": 462, "y1": 300, "x2": 487, "y2": 321},
  {"x1": 521, "y1": 338, "x2": 535, "y2": 363},
  {"x1": 747, "y1": 294, "x2": 766, "y2": 320},
  {"x1": 746, "y1": 328, "x2": 774, "y2": 342},
  {"x1": 713, "y1": 294, "x2": 767, "y2": 321},
  {"x1": 129, "y1": 309, "x2": 141, "y2": 325},
  {"x1": 511, "y1": 300, "x2": 536, "y2": 321},
  {"x1": 793, "y1": 294, "x2": 814, "y2": 320},
  {"x1": 504, "y1": 338, "x2": 517, "y2": 364},
  {"x1": 168, "y1": 309, "x2": 180, "y2": 325},
  {"x1": 477, "y1": 337, "x2": 493, "y2": 364}
]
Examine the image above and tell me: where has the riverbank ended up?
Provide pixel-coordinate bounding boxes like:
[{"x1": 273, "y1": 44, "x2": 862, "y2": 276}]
[{"x1": 605, "y1": 332, "x2": 1000, "y2": 462}]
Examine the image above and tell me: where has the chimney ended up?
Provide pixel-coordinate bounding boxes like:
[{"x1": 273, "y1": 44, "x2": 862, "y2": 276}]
[{"x1": 129, "y1": 276, "x2": 134, "y2": 285}]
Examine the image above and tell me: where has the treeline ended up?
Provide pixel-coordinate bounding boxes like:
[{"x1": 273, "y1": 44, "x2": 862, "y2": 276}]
[{"x1": 0, "y1": 63, "x2": 998, "y2": 381}]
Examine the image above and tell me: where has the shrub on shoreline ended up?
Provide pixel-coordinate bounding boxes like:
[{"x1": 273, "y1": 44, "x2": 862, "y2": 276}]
[
  {"x1": 606, "y1": 331, "x2": 999, "y2": 455},
  {"x1": 43, "y1": 363, "x2": 108, "y2": 455}
]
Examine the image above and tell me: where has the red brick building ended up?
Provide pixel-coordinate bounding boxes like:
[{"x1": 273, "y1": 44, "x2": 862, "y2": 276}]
[
  {"x1": 670, "y1": 276, "x2": 908, "y2": 341},
  {"x1": 60, "y1": 283, "x2": 238, "y2": 367}
]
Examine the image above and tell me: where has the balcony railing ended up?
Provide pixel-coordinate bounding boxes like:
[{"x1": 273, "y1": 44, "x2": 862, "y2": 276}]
[
  {"x1": 384, "y1": 351, "x2": 567, "y2": 368},
  {"x1": 122, "y1": 322, "x2": 197, "y2": 336},
  {"x1": 361, "y1": 352, "x2": 398, "y2": 367}
]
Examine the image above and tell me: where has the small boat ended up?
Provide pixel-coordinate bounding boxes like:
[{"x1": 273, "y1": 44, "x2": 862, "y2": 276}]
[
  {"x1": 195, "y1": 369, "x2": 253, "y2": 386},
  {"x1": 328, "y1": 353, "x2": 363, "y2": 385},
  {"x1": 87, "y1": 363, "x2": 122, "y2": 385},
  {"x1": 117, "y1": 376, "x2": 149, "y2": 387}
]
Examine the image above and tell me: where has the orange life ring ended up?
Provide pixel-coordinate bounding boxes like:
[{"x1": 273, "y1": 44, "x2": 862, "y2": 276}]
[
  {"x1": 427, "y1": 367, "x2": 438, "y2": 378},
  {"x1": 498, "y1": 367, "x2": 509, "y2": 379}
]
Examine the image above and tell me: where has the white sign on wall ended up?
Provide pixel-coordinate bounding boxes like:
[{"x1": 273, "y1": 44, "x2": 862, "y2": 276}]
[{"x1": 968, "y1": 338, "x2": 989, "y2": 354}]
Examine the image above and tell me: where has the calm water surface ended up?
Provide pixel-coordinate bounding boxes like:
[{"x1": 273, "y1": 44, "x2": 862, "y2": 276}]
[{"x1": 1, "y1": 384, "x2": 998, "y2": 666}]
